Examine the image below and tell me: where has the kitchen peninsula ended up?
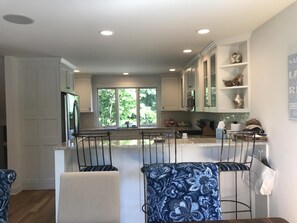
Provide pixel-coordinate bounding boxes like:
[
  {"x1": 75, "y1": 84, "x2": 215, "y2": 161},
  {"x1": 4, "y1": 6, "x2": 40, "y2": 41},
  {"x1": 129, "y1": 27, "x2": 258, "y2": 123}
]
[{"x1": 54, "y1": 133, "x2": 268, "y2": 223}]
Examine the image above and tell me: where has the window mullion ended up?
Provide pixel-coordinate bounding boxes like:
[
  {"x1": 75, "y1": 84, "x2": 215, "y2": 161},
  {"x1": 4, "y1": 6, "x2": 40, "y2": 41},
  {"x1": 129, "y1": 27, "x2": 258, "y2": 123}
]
[
  {"x1": 137, "y1": 88, "x2": 140, "y2": 127},
  {"x1": 116, "y1": 88, "x2": 119, "y2": 127}
]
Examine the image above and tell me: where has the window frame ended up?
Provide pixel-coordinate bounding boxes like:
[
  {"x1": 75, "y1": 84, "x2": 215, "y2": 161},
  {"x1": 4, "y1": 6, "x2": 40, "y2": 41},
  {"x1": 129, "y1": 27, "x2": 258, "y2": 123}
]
[{"x1": 97, "y1": 87, "x2": 158, "y2": 128}]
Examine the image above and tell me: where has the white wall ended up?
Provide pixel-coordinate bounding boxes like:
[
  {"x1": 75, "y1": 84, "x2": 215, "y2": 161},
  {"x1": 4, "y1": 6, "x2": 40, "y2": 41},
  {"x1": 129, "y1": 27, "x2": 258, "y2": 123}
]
[
  {"x1": 250, "y1": 2, "x2": 297, "y2": 221},
  {"x1": 4, "y1": 57, "x2": 22, "y2": 193},
  {"x1": 0, "y1": 57, "x2": 5, "y2": 123}
]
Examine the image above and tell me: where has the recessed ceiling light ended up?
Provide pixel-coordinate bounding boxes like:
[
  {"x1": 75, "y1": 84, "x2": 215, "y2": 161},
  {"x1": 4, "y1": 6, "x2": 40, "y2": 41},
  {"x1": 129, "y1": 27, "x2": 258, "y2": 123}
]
[
  {"x1": 197, "y1": 29, "x2": 210, "y2": 34},
  {"x1": 74, "y1": 69, "x2": 80, "y2": 73},
  {"x1": 100, "y1": 30, "x2": 114, "y2": 36},
  {"x1": 183, "y1": 49, "x2": 192, "y2": 54},
  {"x1": 3, "y1": 14, "x2": 34, "y2": 25},
  {"x1": 123, "y1": 72, "x2": 129, "y2": 75},
  {"x1": 169, "y1": 69, "x2": 176, "y2": 72}
]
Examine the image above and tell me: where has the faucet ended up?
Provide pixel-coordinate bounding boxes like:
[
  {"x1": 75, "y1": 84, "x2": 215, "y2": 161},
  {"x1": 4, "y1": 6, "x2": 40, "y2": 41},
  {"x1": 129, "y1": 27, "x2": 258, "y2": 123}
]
[{"x1": 125, "y1": 121, "x2": 130, "y2": 128}]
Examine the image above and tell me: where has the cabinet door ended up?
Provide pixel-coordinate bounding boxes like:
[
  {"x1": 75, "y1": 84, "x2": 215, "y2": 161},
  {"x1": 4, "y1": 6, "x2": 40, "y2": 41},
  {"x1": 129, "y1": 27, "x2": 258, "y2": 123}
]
[
  {"x1": 75, "y1": 77, "x2": 93, "y2": 112},
  {"x1": 202, "y1": 50, "x2": 217, "y2": 111},
  {"x1": 210, "y1": 54, "x2": 216, "y2": 107},
  {"x1": 161, "y1": 77, "x2": 181, "y2": 111},
  {"x1": 60, "y1": 64, "x2": 74, "y2": 93}
]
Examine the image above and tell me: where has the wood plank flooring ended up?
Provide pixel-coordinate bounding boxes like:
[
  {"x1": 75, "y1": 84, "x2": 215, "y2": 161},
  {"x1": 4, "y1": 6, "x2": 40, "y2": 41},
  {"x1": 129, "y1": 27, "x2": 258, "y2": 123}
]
[{"x1": 8, "y1": 190, "x2": 55, "y2": 223}]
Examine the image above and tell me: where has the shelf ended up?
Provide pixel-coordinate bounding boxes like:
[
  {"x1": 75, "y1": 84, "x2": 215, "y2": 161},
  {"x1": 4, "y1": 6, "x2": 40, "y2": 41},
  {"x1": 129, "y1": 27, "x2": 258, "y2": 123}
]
[
  {"x1": 220, "y1": 62, "x2": 248, "y2": 68},
  {"x1": 220, "y1": 85, "x2": 248, "y2": 90},
  {"x1": 217, "y1": 108, "x2": 250, "y2": 113}
]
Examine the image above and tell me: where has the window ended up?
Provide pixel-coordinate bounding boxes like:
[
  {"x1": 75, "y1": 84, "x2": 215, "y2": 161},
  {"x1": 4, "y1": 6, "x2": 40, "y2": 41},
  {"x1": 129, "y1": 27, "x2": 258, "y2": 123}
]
[{"x1": 97, "y1": 88, "x2": 157, "y2": 127}]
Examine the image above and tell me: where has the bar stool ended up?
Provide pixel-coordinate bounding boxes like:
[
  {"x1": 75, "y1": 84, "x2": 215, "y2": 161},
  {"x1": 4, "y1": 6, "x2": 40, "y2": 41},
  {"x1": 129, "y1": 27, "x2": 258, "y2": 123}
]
[
  {"x1": 217, "y1": 130, "x2": 256, "y2": 219},
  {"x1": 140, "y1": 130, "x2": 178, "y2": 222},
  {"x1": 74, "y1": 132, "x2": 118, "y2": 171}
]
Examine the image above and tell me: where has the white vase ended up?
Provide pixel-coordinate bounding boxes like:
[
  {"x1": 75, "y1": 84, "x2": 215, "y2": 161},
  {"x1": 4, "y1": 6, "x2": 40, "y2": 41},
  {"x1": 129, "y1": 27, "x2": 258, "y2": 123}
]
[{"x1": 233, "y1": 94, "x2": 244, "y2": 109}]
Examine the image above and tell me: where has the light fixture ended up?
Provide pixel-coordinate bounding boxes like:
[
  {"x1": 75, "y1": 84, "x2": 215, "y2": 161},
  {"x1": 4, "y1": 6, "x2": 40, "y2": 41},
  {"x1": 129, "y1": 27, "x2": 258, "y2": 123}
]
[
  {"x1": 123, "y1": 72, "x2": 129, "y2": 75},
  {"x1": 197, "y1": 29, "x2": 210, "y2": 34},
  {"x1": 169, "y1": 68, "x2": 176, "y2": 72},
  {"x1": 183, "y1": 49, "x2": 192, "y2": 54},
  {"x1": 74, "y1": 70, "x2": 80, "y2": 73},
  {"x1": 100, "y1": 30, "x2": 114, "y2": 36},
  {"x1": 3, "y1": 14, "x2": 34, "y2": 24}
]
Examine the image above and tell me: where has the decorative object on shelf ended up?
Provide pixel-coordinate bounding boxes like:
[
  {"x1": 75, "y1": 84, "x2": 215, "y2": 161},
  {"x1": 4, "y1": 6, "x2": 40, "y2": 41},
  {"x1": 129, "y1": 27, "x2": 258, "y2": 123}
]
[
  {"x1": 230, "y1": 52, "x2": 242, "y2": 64},
  {"x1": 233, "y1": 93, "x2": 244, "y2": 109},
  {"x1": 223, "y1": 74, "x2": 243, "y2": 87}
]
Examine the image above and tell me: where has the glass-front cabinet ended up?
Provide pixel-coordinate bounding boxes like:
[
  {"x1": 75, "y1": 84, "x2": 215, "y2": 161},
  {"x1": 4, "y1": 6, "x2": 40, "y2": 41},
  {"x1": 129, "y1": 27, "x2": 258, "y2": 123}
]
[{"x1": 200, "y1": 43, "x2": 217, "y2": 112}]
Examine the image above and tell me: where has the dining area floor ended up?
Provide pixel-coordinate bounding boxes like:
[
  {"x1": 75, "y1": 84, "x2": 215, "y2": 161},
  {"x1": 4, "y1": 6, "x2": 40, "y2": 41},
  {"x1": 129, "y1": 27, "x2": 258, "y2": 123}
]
[
  {"x1": 7, "y1": 190, "x2": 289, "y2": 223},
  {"x1": 8, "y1": 190, "x2": 55, "y2": 223}
]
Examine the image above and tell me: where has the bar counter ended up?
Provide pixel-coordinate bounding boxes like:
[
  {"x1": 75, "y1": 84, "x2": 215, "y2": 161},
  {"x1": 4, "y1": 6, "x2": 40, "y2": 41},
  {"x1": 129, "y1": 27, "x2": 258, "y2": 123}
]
[{"x1": 54, "y1": 136, "x2": 268, "y2": 223}]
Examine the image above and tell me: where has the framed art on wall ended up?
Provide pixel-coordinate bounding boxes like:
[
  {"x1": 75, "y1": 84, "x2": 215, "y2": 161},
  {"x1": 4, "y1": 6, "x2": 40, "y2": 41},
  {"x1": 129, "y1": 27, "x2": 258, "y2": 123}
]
[{"x1": 288, "y1": 53, "x2": 297, "y2": 120}]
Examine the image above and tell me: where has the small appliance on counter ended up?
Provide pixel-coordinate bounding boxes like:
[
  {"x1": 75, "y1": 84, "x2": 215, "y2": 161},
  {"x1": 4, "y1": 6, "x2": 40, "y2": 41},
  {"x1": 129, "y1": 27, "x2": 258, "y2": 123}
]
[{"x1": 61, "y1": 92, "x2": 80, "y2": 142}]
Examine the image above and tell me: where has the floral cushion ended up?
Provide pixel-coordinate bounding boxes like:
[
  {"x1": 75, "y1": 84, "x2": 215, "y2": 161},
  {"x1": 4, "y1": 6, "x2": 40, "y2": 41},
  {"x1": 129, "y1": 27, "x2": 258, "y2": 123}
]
[
  {"x1": 0, "y1": 169, "x2": 17, "y2": 223},
  {"x1": 144, "y1": 162, "x2": 221, "y2": 223}
]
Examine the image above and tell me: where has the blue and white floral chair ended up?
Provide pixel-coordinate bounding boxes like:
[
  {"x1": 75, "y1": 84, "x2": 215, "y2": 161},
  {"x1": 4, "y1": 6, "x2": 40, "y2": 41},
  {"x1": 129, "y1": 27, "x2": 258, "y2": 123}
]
[
  {"x1": 144, "y1": 162, "x2": 221, "y2": 223},
  {"x1": 0, "y1": 169, "x2": 17, "y2": 223}
]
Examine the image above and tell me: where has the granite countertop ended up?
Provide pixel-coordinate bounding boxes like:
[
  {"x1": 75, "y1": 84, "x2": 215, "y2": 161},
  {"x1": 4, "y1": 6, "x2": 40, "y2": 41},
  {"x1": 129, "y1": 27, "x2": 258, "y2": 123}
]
[
  {"x1": 55, "y1": 136, "x2": 222, "y2": 150},
  {"x1": 55, "y1": 132, "x2": 267, "y2": 151}
]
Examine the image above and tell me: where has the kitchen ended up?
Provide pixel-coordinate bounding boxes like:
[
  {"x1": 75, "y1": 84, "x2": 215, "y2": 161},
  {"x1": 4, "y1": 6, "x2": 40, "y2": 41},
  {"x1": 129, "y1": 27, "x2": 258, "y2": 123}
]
[{"x1": 1, "y1": 1, "x2": 297, "y2": 222}]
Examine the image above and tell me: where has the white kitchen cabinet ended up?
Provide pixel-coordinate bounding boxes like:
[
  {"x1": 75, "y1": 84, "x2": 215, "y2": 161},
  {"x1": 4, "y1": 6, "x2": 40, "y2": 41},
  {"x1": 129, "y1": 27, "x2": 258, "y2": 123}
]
[
  {"x1": 182, "y1": 60, "x2": 199, "y2": 112},
  {"x1": 161, "y1": 76, "x2": 182, "y2": 111},
  {"x1": 60, "y1": 60, "x2": 76, "y2": 93},
  {"x1": 216, "y1": 34, "x2": 251, "y2": 112},
  {"x1": 6, "y1": 57, "x2": 76, "y2": 190},
  {"x1": 199, "y1": 43, "x2": 217, "y2": 112},
  {"x1": 75, "y1": 75, "x2": 93, "y2": 112}
]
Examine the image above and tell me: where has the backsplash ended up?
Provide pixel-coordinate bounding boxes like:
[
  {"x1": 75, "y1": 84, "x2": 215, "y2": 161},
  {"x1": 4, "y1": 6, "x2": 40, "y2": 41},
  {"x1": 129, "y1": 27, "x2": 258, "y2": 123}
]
[
  {"x1": 190, "y1": 112, "x2": 250, "y2": 130},
  {"x1": 80, "y1": 110, "x2": 250, "y2": 130},
  {"x1": 80, "y1": 112, "x2": 95, "y2": 129}
]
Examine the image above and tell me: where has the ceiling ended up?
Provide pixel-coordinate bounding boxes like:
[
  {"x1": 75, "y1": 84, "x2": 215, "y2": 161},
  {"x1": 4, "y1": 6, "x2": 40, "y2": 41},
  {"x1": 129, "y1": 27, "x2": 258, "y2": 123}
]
[{"x1": 0, "y1": 0, "x2": 296, "y2": 75}]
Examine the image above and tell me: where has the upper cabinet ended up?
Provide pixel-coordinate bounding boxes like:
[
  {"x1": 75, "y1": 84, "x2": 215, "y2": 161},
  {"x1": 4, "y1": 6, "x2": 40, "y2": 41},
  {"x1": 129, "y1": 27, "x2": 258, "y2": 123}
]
[
  {"x1": 75, "y1": 75, "x2": 93, "y2": 112},
  {"x1": 216, "y1": 34, "x2": 251, "y2": 112},
  {"x1": 199, "y1": 43, "x2": 217, "y2": 112},
  {"x1": 161, "y1": 76, "x2": 182, "y2": 111},
  {"x1": 182, "y1": 59, "x2": 199, "y2": 112},
  {"x1": 60, "y1": 59, "x2": 76, "y2": 94},
  {"x1": 195, "y1": 34, "x2": 250, "y2": 113}
]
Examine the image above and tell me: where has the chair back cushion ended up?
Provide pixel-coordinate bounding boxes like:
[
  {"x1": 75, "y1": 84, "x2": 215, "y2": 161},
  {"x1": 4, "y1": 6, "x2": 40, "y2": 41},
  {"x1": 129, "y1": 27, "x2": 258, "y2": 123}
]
[
  {"x1": 58, "y1": 171, "x2": 120, "y2": 223},
  {"x1": 0, "y1": 169, "x2": 17, "y2": 222},
  {"x1": 145, "y1": 162, "x2": 221, "y2": 223}
]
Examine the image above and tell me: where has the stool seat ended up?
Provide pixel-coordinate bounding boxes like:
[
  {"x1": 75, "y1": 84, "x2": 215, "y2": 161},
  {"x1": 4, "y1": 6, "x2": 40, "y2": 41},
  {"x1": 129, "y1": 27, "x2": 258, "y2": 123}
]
[
  {"x1": 217, "y1": 162, "x2": 250, "y2": 172},
  {"x1": 81, "y1": 165, "x2": 118, "y2": 172}
]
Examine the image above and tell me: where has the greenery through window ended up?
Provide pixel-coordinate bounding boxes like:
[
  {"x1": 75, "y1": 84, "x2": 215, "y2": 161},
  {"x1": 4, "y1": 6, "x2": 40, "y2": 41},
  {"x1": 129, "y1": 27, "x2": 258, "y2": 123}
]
[{"x1": 97, "y1": 88, "x2": 157, "y2": 127}]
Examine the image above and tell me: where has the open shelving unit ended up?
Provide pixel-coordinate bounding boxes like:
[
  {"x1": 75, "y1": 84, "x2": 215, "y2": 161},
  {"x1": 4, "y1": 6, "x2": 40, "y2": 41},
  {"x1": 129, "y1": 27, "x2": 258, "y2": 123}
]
[{"x1": 216, "y1": 34, "x2": 251, "y2": 113}]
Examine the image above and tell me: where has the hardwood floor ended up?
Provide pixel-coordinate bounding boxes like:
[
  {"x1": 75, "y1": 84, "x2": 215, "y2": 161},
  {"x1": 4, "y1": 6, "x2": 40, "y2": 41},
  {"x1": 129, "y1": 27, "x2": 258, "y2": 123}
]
[{"x1": 8, "y1": 190, "x2": 55, "y2": 223}]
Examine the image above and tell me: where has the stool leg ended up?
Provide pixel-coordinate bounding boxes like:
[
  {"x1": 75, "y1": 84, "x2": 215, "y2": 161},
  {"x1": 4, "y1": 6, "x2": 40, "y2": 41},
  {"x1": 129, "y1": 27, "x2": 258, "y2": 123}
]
[
  {"x1": 249, "y1": 170, "x2": 252, "y2": 219},
  {"x1": 235, "y1": 172, "x2": 238, "y2": 219}
]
